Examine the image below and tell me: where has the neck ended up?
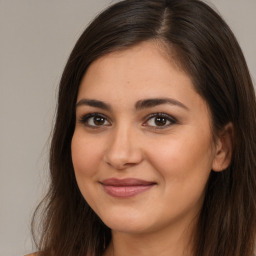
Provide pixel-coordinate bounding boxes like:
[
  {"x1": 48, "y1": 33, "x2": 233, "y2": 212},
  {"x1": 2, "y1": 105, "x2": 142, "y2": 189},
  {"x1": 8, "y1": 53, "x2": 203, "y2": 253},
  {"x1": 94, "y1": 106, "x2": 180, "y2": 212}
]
[{"x1": 104, "y1": 218, "x2": 196, "y2": 256}]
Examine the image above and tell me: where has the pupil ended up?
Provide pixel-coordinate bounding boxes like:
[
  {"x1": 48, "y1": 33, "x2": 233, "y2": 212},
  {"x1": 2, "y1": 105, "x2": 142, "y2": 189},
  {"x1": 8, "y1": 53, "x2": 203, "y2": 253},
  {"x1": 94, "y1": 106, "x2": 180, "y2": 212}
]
[
  {"x1": 94, "y1": 116, "x2": 105, "y2": 125},
  {"x1": 155, "y1": 117, "x2": 166, "y2": 126}
]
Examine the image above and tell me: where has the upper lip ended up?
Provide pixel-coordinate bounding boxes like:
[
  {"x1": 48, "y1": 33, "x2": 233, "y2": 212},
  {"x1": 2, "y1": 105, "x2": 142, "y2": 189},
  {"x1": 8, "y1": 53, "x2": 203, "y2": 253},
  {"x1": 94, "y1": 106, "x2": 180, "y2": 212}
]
[{"x1": 100, "y1": 178, "x2": 156, "y2": 186}]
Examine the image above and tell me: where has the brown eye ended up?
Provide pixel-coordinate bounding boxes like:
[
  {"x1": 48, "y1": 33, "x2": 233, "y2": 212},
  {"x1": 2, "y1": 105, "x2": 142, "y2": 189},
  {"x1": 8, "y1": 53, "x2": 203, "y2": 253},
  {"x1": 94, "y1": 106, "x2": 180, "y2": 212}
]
[
  {"x1": 93, "y1": 116, "x2": 105, "y2": 126},
  {"x1": 155, "y1": 117, "x2": 168, "y2": 126},
  {"x1": 80, "y1": 113, "x2": 111, "y2": 127},
  {"x1": 144, "y1": 113, "x2": 176, "y2": 129}
]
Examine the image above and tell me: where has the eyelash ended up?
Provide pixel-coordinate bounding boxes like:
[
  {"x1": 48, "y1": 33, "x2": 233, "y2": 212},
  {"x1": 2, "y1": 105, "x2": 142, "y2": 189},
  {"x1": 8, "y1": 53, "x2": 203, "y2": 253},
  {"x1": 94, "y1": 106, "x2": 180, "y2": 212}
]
[
  {"x1": 79, "y1": 113, "x2": 111, "y2": 128},
  {"x1": 143, "y1": 113, "x2": 177, "y2": 129},
  {"x1": 78, "y1": 112, "x2": 177, "y2": 129}
]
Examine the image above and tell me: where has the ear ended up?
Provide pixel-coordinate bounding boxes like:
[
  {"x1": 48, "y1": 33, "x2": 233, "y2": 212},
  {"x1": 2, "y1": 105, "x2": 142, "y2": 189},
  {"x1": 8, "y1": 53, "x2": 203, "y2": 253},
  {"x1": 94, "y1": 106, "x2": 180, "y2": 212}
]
[{"x1": 212, "y1": 122, "x2": 234, "y2": 172}]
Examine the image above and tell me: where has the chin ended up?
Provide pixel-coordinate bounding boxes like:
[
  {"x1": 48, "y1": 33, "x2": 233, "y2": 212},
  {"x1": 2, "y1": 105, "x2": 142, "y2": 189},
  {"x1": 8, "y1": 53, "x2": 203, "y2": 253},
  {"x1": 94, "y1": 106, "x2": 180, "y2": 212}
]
[{"x1": 97, "y1": 209, "x2": 158, "y2": 234}]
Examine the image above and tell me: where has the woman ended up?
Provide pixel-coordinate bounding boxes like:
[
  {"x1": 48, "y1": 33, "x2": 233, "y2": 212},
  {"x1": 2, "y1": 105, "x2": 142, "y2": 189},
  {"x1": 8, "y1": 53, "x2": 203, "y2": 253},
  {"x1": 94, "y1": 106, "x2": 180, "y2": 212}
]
[{"x1": 28, "y1": 0, "x2": 256, "y2": 255}]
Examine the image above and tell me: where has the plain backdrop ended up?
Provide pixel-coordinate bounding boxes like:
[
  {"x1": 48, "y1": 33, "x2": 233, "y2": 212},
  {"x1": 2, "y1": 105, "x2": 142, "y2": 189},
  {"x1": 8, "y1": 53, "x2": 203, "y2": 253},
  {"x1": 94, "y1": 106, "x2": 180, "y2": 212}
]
[{"x1": 0, "y1": 1, "x2": 255, "y2": 255}]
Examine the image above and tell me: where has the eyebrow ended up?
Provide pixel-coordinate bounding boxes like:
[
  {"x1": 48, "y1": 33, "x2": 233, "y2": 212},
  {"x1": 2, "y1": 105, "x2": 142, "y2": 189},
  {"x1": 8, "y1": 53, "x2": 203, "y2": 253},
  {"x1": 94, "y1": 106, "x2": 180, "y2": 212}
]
[
  {"x1": 76, "y1": 97, "x2": 189, "y2": 111},
  {"x1": 135, "y1": 98, "x2": 189, "y2": 111},
  {"x1": 76, "y1": 99, "x2": 111, "y2": 111}
]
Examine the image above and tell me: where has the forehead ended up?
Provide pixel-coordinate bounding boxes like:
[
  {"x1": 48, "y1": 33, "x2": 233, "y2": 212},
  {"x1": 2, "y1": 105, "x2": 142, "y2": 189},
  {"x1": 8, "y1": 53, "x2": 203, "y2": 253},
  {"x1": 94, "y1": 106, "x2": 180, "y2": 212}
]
[{"x1": 78, "y1": 41, "x2": 194, "y2": 99}]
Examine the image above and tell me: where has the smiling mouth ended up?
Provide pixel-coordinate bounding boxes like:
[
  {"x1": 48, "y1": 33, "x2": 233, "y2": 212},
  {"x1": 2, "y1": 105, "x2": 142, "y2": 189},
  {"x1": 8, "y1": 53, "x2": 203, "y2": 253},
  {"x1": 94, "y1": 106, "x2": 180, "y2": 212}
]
[{"x1": 100, "y1": 178, "x2": 156, "y2": 198}]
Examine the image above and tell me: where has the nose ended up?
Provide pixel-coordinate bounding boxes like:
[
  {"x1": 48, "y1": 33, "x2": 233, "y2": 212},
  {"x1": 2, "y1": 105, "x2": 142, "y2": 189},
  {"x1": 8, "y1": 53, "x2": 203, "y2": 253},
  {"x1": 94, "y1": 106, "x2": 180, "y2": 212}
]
[{"x1": 103, "y1": 126, "x2": 143, "y2": 170}]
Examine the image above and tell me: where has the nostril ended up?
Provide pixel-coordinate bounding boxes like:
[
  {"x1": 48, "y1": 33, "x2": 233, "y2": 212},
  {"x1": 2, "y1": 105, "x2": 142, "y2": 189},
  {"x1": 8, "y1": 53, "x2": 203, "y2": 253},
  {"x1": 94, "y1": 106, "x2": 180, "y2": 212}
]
[{"x1": 103, "y1": 148, "x2": 143, "y2": 170}]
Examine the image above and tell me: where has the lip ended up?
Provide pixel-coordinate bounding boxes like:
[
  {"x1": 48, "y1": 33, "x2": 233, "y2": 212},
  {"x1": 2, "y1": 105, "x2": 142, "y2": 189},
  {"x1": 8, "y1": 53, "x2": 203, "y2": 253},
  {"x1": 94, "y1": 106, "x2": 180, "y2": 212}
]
[{"x1": 100, "y1": 178, "x2": 156, "y2": 198}]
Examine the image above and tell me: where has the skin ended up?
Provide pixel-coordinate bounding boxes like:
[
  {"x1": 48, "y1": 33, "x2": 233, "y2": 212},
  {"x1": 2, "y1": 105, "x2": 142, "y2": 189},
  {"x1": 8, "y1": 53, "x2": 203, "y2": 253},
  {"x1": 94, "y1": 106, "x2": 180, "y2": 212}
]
[{"x1": 71, "y1": 41, "x2": 231, "y2": 256}]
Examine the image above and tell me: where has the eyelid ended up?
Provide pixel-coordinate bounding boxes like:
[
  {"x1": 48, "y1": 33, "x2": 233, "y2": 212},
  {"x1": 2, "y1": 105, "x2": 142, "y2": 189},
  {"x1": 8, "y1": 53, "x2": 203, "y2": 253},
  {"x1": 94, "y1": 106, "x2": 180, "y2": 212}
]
[
  {"x1": 78, "y1": 112, "x2": 111, "y2": 127},
  {"x1": 78, "y1": 112, "x2": 177, "y2": 129},
  {"x1": 142, "y1": 112, "x2": 177, "y2": 128}
]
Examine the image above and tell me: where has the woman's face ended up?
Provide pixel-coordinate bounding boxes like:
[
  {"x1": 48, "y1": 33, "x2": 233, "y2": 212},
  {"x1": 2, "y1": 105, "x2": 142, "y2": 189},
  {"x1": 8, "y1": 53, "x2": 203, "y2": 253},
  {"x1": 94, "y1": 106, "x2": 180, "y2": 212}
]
[{"x1": 71, "y1": 41, "x2": 218, "y2": 235}]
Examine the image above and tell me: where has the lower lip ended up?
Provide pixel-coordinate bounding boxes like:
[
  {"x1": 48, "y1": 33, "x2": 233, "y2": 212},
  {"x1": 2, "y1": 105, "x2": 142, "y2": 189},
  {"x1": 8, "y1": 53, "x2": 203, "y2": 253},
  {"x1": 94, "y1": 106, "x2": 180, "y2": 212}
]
[{"x1": 102, "y1": 184, "x2": 154, "y2": 198}]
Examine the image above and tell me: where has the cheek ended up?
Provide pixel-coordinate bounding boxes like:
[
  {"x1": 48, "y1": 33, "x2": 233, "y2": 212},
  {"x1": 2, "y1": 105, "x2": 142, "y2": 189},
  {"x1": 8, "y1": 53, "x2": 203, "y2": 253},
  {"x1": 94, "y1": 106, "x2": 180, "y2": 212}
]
[
  {"x1": 71, "y1": 131, "x2": 101, "y2": 180},
  {"x1": 147, "y1": 130, "x2": 215, "y2": 187},
  {"x1": 71, "y1": 131, "x2": 104, "y2": 210},
  {"x1": 147, "y1": 134, "x2": 214, "y2": 216}
]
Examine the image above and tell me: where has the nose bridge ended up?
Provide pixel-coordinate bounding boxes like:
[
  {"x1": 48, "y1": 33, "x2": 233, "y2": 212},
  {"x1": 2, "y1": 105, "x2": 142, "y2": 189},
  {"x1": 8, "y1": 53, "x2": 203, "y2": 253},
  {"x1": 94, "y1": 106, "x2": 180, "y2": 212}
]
[{"x1": 104, "y1": 122, "x2": 142, "y2": 169}]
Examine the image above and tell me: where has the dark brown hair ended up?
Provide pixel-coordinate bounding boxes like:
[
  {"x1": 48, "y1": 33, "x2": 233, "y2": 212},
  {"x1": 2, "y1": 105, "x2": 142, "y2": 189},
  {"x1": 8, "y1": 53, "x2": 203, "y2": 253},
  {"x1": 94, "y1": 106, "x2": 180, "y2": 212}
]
[{"x1": 32, "y1": 0, "x2": 256, "y2": 255}]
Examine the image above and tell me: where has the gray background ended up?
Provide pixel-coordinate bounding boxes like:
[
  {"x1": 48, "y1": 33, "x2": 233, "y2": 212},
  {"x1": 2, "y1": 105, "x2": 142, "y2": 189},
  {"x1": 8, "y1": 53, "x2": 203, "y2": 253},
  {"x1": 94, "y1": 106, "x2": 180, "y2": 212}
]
[{"x1": 0, "y1": 1, "x2": 255, "y2": 255}]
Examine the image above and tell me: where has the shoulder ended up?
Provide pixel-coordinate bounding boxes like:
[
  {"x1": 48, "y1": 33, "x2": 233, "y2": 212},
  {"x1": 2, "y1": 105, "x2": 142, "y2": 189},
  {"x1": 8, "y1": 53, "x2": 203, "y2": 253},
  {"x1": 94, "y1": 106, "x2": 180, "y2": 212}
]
[{"x1": 25, "y1": 253, "x2": 37, "y2": 256}]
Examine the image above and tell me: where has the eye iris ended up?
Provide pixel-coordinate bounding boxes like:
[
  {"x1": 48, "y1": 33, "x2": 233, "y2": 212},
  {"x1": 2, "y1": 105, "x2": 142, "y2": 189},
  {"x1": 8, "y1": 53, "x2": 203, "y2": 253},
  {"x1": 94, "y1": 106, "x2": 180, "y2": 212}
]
[
  {"x1": 155, "y1": 117, "x2": 167, "y2": 126},
  {"x1": 94, "y1": 116, "x2": 105, "y2": 125}
]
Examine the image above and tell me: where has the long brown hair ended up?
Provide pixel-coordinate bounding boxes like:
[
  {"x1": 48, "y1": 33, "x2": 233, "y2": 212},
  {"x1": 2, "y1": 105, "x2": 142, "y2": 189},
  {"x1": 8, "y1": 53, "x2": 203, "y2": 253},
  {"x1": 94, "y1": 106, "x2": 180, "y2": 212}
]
[{"x1": 32, "y1": 0, "x2": 256, "y2": 255}]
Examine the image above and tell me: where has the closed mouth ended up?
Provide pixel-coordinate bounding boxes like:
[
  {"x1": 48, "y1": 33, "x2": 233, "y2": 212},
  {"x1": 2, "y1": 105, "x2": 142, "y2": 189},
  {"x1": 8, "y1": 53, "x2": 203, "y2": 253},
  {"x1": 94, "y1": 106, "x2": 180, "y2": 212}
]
[{"x1": 100, "y1": 178, "x2": 156, "y2": 198}]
